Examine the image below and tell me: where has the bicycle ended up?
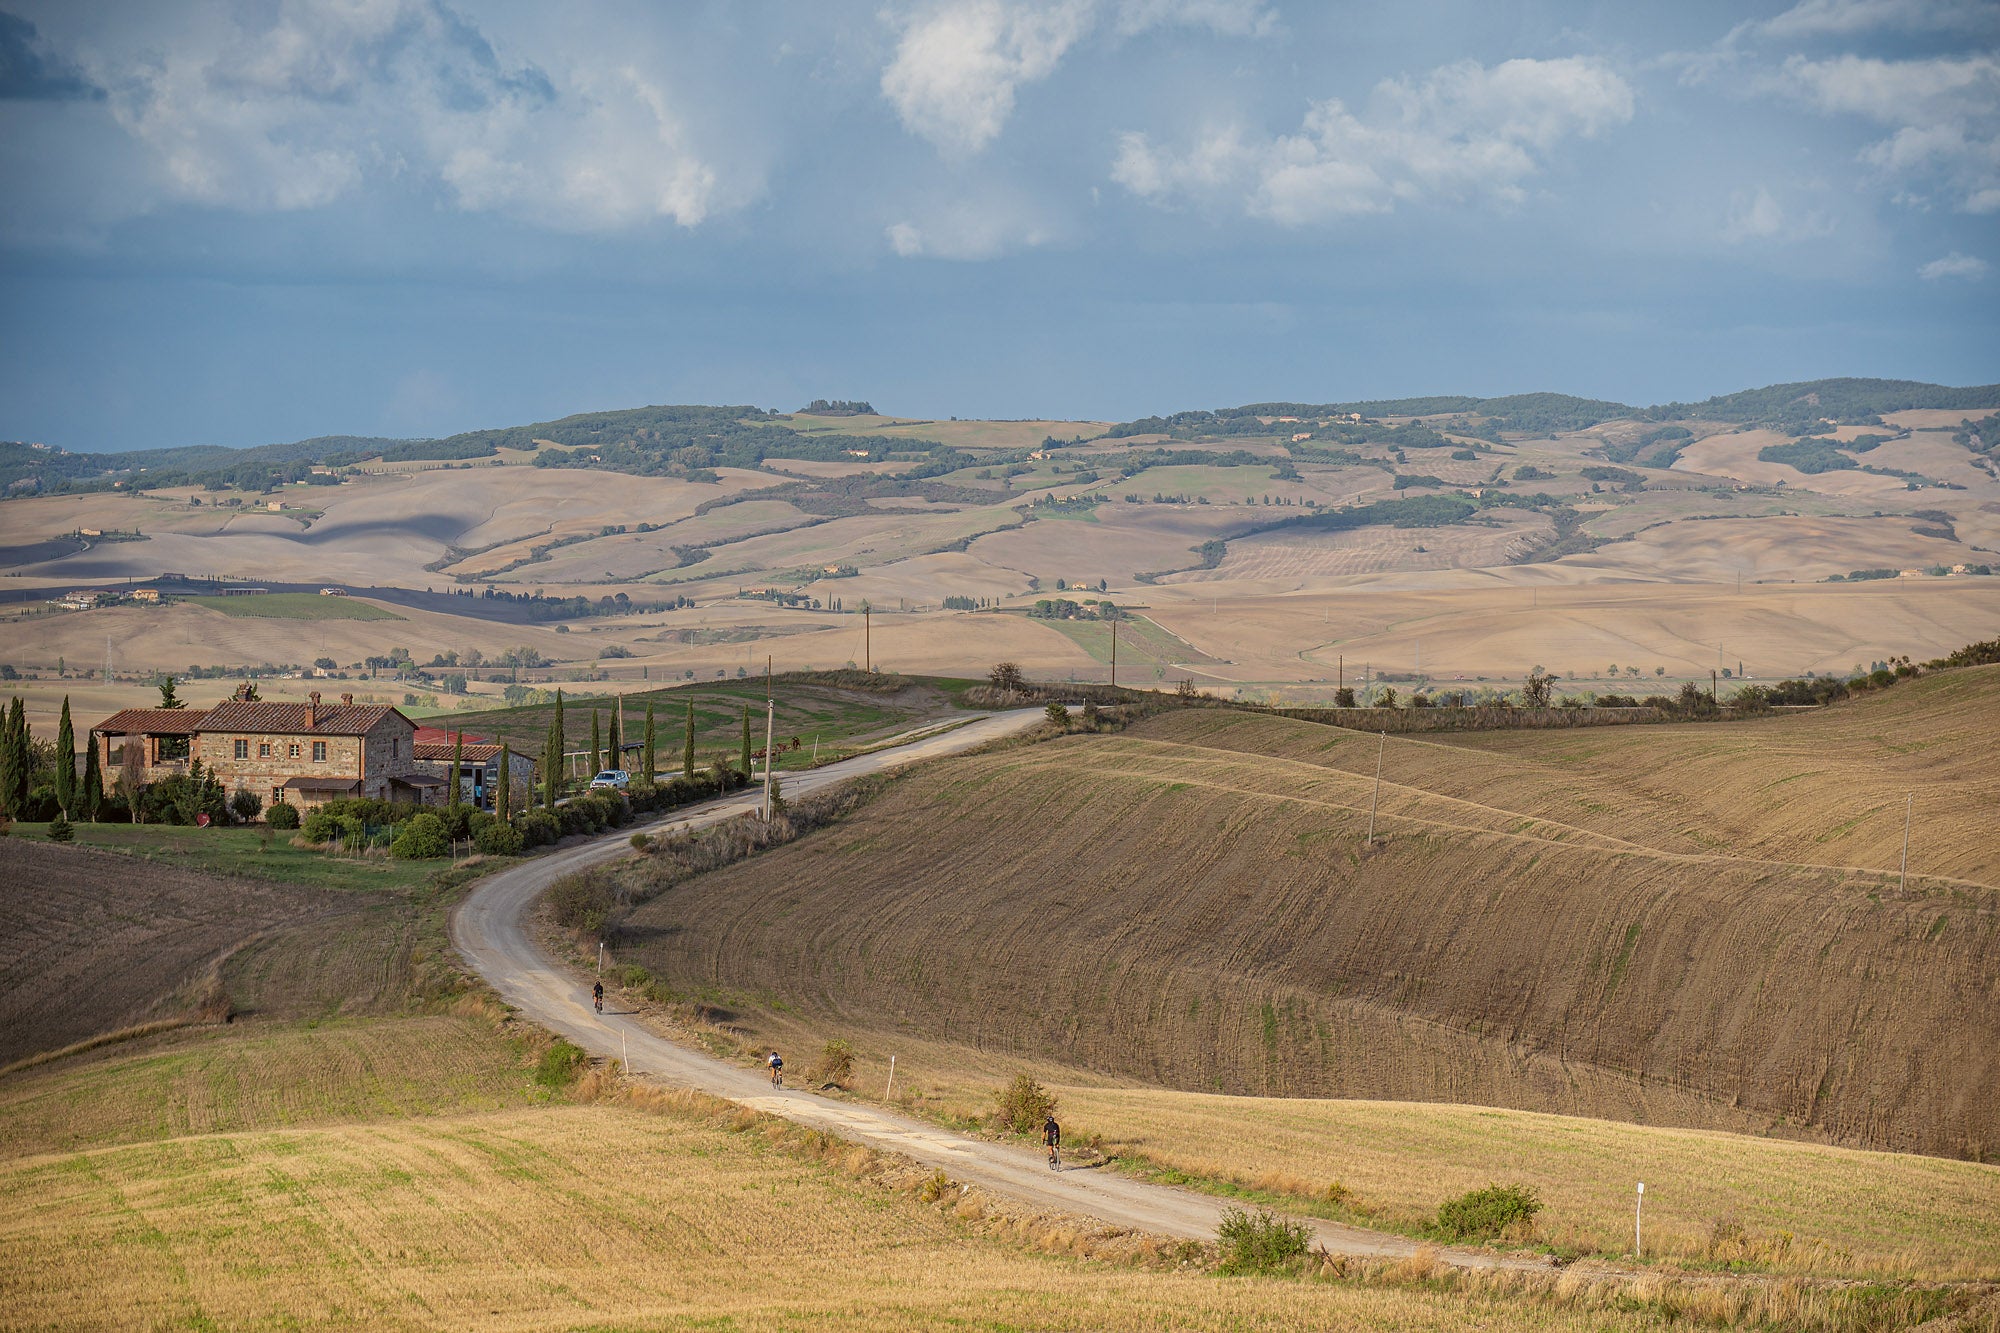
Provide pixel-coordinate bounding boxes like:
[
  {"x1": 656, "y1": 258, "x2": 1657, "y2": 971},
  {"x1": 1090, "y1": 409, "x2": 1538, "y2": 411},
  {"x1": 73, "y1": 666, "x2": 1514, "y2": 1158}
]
[
  {"x1": 592, "y1": 984, "x2": 604, "y2": 1014},
  {"x1": 768, "y1": 1054, "x2": 784, "y2": 1088}
]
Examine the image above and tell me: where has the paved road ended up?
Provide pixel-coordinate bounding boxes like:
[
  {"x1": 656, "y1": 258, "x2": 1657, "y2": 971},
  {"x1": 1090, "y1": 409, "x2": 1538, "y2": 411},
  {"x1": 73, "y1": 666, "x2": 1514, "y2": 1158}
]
[{"x1": 452, "y1": 707, "x2": 1530, "y2": 1267}]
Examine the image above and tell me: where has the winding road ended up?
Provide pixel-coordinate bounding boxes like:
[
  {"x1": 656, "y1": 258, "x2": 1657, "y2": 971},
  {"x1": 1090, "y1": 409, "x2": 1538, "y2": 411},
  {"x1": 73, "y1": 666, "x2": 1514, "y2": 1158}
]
[{"x1": 451, "y1": 706, "x2": 1525, "y2": 1267}]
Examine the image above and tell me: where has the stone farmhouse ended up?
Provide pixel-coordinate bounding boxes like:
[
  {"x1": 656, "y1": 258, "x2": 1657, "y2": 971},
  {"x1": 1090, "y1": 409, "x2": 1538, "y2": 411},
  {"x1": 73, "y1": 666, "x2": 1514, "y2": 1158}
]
[{"x1": 93, "y1": 688, "x2": 444, "y2": 811}]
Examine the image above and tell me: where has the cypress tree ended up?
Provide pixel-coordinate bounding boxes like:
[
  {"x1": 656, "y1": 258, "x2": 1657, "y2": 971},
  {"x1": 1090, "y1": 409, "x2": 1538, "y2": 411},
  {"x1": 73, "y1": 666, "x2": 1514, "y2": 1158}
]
[
  {"x1": 739, "y1": 704, "x2": 752, "y2": 780},
  {"x1": 543, "y1": 718, "x2": 559, "y2": 808},
  {"x1": 497, "y1": 744, "x2": 512, "y2": 822},
  {"x1": 55, "y1": 696, "x2": 75, "y2": 816},
  {"x1": 642, "y1": 702, "x2": 656, "y2": 785},
  {"x1": 450, "y1": 732, "x2": 464, "y2": 809},
  {"x1": 590, "y1": 710, "x2": 602, "y2": 776},
  {"x1": 7, "y1": 697, "x2": 29, "y2": 815},
  {"x1": 80, "y1": 730, "x2": 103, "y2": 821},
  {"x1": 0, "y1": 696, "x2": 18, "y2": 819},
  {"x1": 607, "y1": 707, "x2": 621, "y2": 771},
  {"x1": 550, "y1": 690, "x2": 566, "y2": 802},
  {"x1": 682, "y1": 698, "x2": 696, "y2": 779}
]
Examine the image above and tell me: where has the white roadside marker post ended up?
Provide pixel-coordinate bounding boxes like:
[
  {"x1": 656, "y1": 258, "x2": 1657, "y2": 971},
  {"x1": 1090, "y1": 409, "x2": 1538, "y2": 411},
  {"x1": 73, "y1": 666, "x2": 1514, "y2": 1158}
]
[
  {"x1": 885, "y1": 1055, "x2": 897, "y2": 1101},
  {"x1": 1635, "y1": 1182, "x2": 1644, "y2": 1258},
  {"x1": 622, "y1": 1030, "x2": 629, "y2": 1077}
]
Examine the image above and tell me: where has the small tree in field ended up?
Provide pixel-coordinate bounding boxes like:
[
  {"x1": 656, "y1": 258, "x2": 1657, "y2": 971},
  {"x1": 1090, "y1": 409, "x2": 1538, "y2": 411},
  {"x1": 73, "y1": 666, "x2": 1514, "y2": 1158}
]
[
  {"x1": 992, "y1": 1074, "x2": 1057, "y2": 1134},
  {"x1": 1045, "y1": 701, "x2": 1070, "y2": 728},
  {"x1": 988, "y1": 662, "x2": 1026, "y2": 693},
  {"x1": 1522, "y1": 672, "x2": 1555, "y2": 708}
]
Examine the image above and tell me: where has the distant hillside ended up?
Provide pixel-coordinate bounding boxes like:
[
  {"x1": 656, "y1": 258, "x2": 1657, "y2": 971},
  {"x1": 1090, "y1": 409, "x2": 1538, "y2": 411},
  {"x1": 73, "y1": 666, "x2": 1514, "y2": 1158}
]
[
  {"x1": 1106, "y1": 377, "x2": 2000, "y2": 441},
  {"x1": 10, "y1": 376, "x2": 1999, "y2": 496}
]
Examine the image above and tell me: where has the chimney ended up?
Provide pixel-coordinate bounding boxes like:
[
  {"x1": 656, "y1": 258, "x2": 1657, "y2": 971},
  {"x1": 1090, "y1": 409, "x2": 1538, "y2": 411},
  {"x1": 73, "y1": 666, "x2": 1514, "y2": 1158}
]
[
  {"x1": 342, "y1": 692, "x2": 354, "y2": 707},
  {"x1": 308, "y1": 691, "x2": 321, "y2": 726}
]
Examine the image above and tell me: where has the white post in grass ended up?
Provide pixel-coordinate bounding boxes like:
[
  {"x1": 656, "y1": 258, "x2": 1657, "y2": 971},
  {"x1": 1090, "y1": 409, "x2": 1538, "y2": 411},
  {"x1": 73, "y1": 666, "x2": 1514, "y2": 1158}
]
[
  {"x1": 1366, "y1": 731, "x2": 1387, "y2": 845},
  {"x1": 597, "y1": 940, "x2": 604, "y2": 976},
  {"x1": 1635, "y1": 1181, "x2": 1644, "y2": 1258},
  {"x1": 622, "y1": 1029, "x2": 629, "y2": 1075},
  {"x1": 1900, "y1": 792, "x2": 1913, "y2": 891},
  {"x1": 885, "y1": 1054, "x2": 897, "y2": 1101}
]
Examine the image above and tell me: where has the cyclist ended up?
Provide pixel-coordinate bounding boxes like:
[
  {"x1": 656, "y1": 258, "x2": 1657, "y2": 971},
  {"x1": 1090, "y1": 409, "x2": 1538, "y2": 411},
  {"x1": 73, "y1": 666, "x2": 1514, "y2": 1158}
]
[
  {"x1": 1042, "y1": 1113, "x2": 1062, "y2": 1170},
  {"x1": 592, "y1": 981, "x2": 604, "y2": 1013},
  {"x1": 768, "y1": 1050, "x2": 784, "y2": 1087}
]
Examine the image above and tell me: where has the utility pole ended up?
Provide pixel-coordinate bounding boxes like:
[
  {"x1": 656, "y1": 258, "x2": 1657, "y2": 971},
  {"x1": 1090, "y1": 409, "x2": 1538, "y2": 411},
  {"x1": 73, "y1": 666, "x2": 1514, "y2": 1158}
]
[
  {"x1": 1900, "y1": 791, "x2": 1912, "y2": 891},
  {"x1": 1366, "y1": 731, "x2": 1386, "y2": 844},
  {"x1": 762, "y1": 656, "x2": 776, "y2": 820},
  {"x1": 1110, "y1": 619, "x2": 1117, "y2": 689},
  {"x1": 1338, "y1": 655, "x2": 1343, "y2": 695},
  {"x1": 864, "y1": 605, "x2": 871, "y2": 672}
]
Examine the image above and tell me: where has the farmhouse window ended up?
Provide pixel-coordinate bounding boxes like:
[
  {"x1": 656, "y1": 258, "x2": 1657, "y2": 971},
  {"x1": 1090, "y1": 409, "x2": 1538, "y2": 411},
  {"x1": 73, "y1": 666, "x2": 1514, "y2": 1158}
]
[
  {"x1": 312, "y1": 741, "x2": 327, "y2": 762},
  {"x1": 259, "y1": 742, "x2": 271, "y2": 758},
  {"x1": 289, "y1": 743, "x2": 300, "y2": 758},
  {"x1": 391, "y1": 738, "x2": 399, "y2": 758},
  {"x1": 234, "y1": 739, "x2": 249, "y2": 759}
]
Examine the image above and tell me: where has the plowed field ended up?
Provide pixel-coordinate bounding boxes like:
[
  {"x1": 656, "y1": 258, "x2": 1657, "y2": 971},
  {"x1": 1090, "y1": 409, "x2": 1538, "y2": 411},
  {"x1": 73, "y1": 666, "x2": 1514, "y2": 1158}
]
[{"x1": 618, "y1": 667, "x2": 2000, "y2": 1159}]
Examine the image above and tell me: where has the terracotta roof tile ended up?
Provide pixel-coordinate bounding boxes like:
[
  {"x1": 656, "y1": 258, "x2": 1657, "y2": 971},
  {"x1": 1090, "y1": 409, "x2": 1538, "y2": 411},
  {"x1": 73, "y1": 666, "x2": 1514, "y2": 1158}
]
[
  {"x1": 199, "y1": 701, "x2": 406, "y2": 736},
  {"x1": 412, "y1": 742, "x2": 507, "y2": 763},
  {"x1": 95, "y1": 708, "x2": 208, "y2": 734}
]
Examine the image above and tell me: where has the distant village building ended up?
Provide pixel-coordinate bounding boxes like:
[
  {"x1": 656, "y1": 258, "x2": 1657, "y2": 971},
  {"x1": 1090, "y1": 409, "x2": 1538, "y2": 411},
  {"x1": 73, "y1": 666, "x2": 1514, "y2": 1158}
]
[
  {"x1": 130, "y1": 588, "x2": 161, "y2": 603},
  {"x1": 93, "y1": 688, "x2": 442, "y2": 811}
]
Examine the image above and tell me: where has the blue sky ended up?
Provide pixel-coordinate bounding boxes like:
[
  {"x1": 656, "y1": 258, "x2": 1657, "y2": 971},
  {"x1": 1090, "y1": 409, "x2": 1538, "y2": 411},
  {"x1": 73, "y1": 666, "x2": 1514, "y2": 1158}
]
[{"x1": 0, "y1": 0, "x2": 1995, "y2": 451}]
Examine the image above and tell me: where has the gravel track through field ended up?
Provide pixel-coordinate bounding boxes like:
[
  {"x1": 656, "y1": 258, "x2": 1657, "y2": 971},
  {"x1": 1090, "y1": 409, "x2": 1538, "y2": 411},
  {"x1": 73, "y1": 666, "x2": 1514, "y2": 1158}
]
[{"x1": 451, "y1": 708, "x2": 1539, "y2": 1271}]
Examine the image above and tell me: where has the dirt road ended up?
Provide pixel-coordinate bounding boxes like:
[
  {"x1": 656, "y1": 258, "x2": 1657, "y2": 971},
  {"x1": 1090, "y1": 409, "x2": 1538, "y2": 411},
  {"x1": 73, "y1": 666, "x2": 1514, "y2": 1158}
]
[{"x1": 452, "y1": 707, "x2": 1524, "y2": 1267}]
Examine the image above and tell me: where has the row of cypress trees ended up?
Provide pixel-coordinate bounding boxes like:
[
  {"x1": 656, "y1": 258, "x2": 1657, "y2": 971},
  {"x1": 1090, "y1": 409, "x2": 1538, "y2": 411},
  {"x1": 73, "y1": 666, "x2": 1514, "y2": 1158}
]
[
  {"x1": 533, "y1": 692, "x2": 756, "y2": 807},
  {"x1": 0, "y1": 695, "x2": 102, "y2": 825}
]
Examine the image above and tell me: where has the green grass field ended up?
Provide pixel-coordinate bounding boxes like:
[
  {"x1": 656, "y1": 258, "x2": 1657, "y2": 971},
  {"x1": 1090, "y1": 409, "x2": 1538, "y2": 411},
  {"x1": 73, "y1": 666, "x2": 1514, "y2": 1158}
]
[
  {"x1": 6, "y1": 822, "x2": 441, "y2": 892},
  {"x1": 1031, "y1": 614, "x2": 1214, "y2": 673},
  {"x1": 185, "y1": 593, "x2": 403, "y2": 621},
  {"x1": 447, "y1": 675, "x2": 980, "y2": 775}
]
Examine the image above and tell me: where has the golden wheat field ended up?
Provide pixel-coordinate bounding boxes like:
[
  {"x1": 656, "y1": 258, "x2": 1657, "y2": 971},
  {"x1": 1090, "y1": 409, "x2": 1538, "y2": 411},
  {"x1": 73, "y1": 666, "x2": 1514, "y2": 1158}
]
[{"x1": 0, "y1": 1040, "x2": 1715, "y2": 1333}]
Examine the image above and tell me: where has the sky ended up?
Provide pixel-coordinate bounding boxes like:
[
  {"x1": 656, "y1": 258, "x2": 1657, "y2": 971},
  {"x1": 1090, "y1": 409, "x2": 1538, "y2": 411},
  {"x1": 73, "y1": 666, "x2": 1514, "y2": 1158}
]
[{"x1": 0, "y1": 0, "x2": 1996, "y2": 452}]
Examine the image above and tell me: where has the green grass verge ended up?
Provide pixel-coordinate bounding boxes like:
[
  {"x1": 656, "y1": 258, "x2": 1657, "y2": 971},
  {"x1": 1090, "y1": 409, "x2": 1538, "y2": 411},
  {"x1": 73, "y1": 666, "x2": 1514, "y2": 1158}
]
[
  {"x1": 185, "y1": 593, "x2": 403, "y2": 621},
  {"x1": 5, "y1": 822, "x2": 440, "y2": 892}
]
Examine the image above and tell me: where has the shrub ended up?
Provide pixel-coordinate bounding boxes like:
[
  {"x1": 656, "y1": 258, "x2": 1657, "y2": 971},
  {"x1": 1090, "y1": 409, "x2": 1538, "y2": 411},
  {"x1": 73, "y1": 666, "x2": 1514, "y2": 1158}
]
[
  {"x1": 438, "y1": 802, "x2": 473, "y2": 840},
  {"x1": 1045, "y1": 701, "x2": 1070, "y2": 727},
  {"x1": 229, "y1": 788, "x2": 262, "y2": 822},
  {"x1": 549, "y1": 868, "x2": 617, "y2": 932},
  {"x1": 814, "y1": 1038, "x2": 855, "y2": 1087},
  {"x1": 265, "y1": 801, "x2": 300, "y2": 830},
  {"x1": 630, "y1": 831, "x2": 651, "y2": 850},
  {"x1": 520, "y1": 809, "x2": 560, "y2": 847},
  {"x1": 473, "y1": 819, "x2": 524, "y2": 856},
  {"x1": 389, "y1": 812, "x2": 450, "y2": 859},
  {"x1": 534, "y1": 1039, "x2": 589, "y2": 1088},
  {"x1": 300, "y1": 808, "x2": 338, "y2": 843},
  {"x1": 992, "y1": 1073, "x2": 1057, "y2": 1134},
  {"x1": 1430, "y1": 1183, "x2": 1543, "y2": 1242},
  {"x1": 46, "y1": 813, "x2": 73, "y2": 843},
  {"x1": 1216, "y1": 1207, "x2": 1312, "y2": 1273}
]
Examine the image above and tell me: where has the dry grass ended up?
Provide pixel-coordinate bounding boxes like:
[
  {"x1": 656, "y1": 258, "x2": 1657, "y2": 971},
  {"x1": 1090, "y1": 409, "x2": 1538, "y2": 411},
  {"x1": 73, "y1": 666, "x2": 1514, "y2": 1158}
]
[
  {"x1": 1058, "y1": 1087, "x2": 2000, "y2": 1279},
  {"x1": 0, "y1": 1014, "x2": 538, "y2": 1158},
  {"x1": 0, "y1": 1095, "x2": 1703, "y2": 1333}
]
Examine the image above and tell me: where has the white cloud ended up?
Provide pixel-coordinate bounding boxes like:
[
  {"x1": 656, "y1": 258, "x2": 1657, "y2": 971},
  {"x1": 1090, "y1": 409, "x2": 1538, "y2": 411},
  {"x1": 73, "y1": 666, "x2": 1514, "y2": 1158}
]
[
  {"x1": 879, "y1": 0, "x2": 1272, "y2": 157},
  {"x1": 1719, "y1": 185, "x2": 1833, "y2": 243},
  {"x1": 884, "y1": 194, "x2": 1056, "y2": 258},
  {"x1": 1918, "y1": 250, "x2": 1989, "y2": 279},
  {"x1": 1763, "y1": 53, "x2": 2000, "y2": 213},
  {"x1": 82, "y1": 0, "x2": 735, "y2": 229},
  {"x1": 1113, "y1": 56, "x2": 1634, "y2": 224},
  {"x1": 1752, "y1": 0, "x2": 1999, "y2": 39}
]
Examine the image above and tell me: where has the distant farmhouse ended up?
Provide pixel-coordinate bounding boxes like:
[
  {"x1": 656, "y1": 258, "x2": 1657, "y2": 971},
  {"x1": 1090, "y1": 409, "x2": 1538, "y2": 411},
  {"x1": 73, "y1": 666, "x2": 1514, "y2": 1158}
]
[{"x1": 93, "y1": 688, "x2": 447, "y2": 812}]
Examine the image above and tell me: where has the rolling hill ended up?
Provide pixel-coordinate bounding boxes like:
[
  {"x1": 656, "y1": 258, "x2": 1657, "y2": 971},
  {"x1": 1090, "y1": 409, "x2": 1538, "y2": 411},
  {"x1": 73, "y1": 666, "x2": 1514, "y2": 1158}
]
[{"x1": 614, "y1": 666, "x2": 2000, "y2": 1160}]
